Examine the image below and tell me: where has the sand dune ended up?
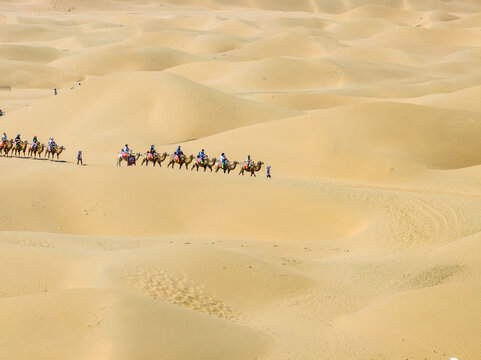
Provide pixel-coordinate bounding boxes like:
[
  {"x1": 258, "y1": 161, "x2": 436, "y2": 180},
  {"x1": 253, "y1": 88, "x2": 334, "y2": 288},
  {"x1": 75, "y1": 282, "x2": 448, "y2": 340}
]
[
  {"x1": 0, "y1": 289, "x2": 268, "y2": 360},
  {"x1": 50, "y1": 45, "x2": 202, "y2": 75},
  {"x1": 2, "y1": 71, "x2": 300, "y2": 152},
  {"x1": 0, "y1": 1, "x2": 480, "y2": 359},
  {"x1": 336, "y1": 282, "x2": 481, "y2": 360}
]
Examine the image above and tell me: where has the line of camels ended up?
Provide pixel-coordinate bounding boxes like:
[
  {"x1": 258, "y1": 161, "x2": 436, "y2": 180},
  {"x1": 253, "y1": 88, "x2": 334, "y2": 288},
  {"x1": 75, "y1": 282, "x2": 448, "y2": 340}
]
[
  {"x1": 117, "y1": 151, "x2": 264, "y2": 176},
  {"x1": 0, "y1": 139, "x2": 66, "y2": 160}
]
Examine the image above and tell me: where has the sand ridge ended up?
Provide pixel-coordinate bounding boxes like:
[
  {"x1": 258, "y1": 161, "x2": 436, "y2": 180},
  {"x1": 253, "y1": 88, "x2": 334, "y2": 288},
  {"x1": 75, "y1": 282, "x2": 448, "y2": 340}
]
[{"x1": 0, "y1": 0, "x2": 480, "y2": 359}]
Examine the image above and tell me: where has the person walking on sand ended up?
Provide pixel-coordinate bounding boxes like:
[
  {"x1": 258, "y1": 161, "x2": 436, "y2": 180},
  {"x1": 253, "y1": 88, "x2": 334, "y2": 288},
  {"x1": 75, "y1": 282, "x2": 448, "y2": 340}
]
[
  {"x1": 77, "y1": 150, "x2": 83, "y2": 165},
  {"x1": 266, "y1": 165, "x2": 271, "y2": 178},
  {"x1": 54, "y1": 88, "x2": 57, "y2": 95}
]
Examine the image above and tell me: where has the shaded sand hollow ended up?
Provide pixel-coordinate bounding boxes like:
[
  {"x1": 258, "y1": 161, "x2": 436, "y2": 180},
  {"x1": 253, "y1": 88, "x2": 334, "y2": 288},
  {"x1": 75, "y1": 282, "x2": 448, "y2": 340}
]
[{"x1": 0, "y1": 0, "x2": 480, "y2": 359}]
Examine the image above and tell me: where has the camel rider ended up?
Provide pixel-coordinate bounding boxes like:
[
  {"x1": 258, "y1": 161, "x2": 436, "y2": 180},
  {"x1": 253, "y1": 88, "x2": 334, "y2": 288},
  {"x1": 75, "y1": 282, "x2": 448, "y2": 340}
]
[
  {"x1": 123, "y1": 144, "x2": 130, "y2": 154},
  {"x1": 1, "y1": 132, "x2": 6, "y2": 146},
  {"x1": 32, "y1": 136, "x2": 38, "y2": 148},
  {"x1": 150, "y1": 145, "x2": 156, "y2": 154},
  {"x1": 174, "y1": 145, "x2": 183, "y2": 161},
  {"x1": 220, "y1": 152, "x2": 227, "y2": 168},
  {"x1": 15, "y1": 134, "x2": 21, "y2": 147},
  {"x1": 245, "y1": 155, "x2": 251, "y2": 169},
  {"x1": 48, "y1": 137, "x2": 56, "y2": 151},
  {"x1": 198, "y1": 149, "x2": 205, "y2": 163}
]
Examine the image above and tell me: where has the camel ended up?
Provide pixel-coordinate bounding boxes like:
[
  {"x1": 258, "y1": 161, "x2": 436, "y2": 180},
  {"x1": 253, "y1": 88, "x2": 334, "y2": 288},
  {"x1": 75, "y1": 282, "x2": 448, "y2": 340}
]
[
  {"x1": 14, "y1": 140, "x2": 29, "y2": 157},
  {"x1": 28, "y1": 142, "x2": 45, "y2": 158},
  {"x1": 44, "y1": 144, "x2": 57, "y2": 159},
  {"x1": 36, "y1": 143, "x2": 46, "y2": 158},
  {"x1": 215, "y1": 160, "x2": 239, "y2": 174},
  {"x1": 117, "y1": 151, "x2": 142, "y2": 166},
  {"x1": 47, "y1": 145, "x2": 66, "y2": 161},
  {"x1": 141, "y1": 152, "x2": 168, "y2": 167},
  {"x1": 166, "y1": 154, "x2": 194, "y2": 170},
  {"x1": 191, "y1": 156, "x2": 217, "y2": 172},
  {"x1": 0, "y1": 139, "x2": 11, "y2": 156},
  {"x1": 239, "y1": 161, "x2": 264, "y2": 177}
]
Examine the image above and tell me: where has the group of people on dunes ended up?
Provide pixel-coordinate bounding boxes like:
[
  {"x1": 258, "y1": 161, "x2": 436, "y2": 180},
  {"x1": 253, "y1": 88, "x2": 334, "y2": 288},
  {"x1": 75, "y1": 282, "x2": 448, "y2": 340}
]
[
  {"x1": 118, "y1": 144, "x2": 268, "y2": 177},
  {"x1": 0, "y1": 133, "x2": 65, "y2": 160}
]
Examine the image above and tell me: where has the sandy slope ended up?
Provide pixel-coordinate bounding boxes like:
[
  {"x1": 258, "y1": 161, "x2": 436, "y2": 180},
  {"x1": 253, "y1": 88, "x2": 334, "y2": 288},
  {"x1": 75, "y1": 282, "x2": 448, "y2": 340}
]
[{"x1": 0, "y1": 0, "x2": 480, "y2": 359}]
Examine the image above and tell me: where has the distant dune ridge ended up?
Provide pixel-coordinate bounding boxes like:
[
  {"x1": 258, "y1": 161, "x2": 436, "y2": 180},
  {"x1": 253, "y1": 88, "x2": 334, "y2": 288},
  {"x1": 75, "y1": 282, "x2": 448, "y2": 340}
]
[{"x1": 0, "y1": 0, "x2": 480, "y2": 359}]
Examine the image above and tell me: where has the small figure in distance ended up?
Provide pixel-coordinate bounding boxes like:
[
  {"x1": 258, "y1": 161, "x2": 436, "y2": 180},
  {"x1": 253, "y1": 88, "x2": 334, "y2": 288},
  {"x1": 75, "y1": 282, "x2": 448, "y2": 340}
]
[
  {"x1": 0, "y1": 109, "x2": 3, "y2": 116},
  {"x1": 54, "y1": 88, "x2": 57, "y2": 95},
  {"x1": 266, "y1": 165, "x2": 271, "y2": 178},
  {"x1": 77, "y1": 150, "x2": 83, "y2": 165}
]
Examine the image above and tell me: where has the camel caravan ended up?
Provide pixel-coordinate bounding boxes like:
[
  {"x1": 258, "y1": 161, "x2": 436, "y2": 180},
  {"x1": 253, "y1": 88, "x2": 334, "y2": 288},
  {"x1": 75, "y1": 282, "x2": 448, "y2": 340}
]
[
  {"x1": 1, "y1": 134, "x2": 268, "y2": 176},
  {"x1": 118, "y1": 144, "x2": 266, "y2": 177},
  {"x1": 0, "y1": 133, "x2": 66, "y2": 161}
]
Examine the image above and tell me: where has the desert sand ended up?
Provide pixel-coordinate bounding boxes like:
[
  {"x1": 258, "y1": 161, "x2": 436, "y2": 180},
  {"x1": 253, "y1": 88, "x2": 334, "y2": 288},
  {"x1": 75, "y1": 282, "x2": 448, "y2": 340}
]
[{"x1": 0, "y1": 0, "x2": 480, "y2": 359}]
